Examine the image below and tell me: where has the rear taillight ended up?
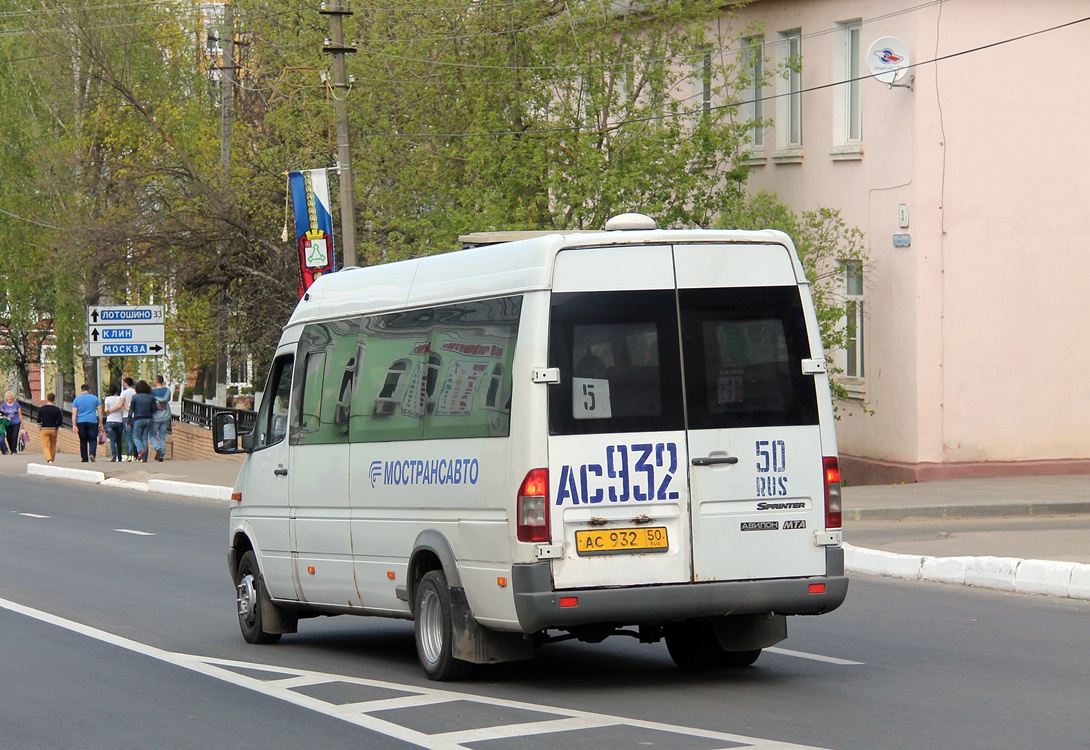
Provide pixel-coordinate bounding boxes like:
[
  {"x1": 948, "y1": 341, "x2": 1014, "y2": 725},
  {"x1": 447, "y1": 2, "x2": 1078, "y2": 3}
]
[
  {"x1": 517, "y1": 468, "x2": 550, "y2": 542},
  {"x1": 824, "y1": 457, "x2": 842, "y2": 529}
]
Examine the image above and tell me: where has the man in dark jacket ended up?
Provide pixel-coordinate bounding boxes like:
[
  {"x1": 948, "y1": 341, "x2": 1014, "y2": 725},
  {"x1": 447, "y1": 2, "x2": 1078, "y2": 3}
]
[{"x1": 37, "y1": 393, "x2": 64, "y2": 463}]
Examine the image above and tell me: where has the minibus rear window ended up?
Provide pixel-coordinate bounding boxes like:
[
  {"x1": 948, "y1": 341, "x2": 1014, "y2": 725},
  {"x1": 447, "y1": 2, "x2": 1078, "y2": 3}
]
[
  {"x1": 548, "y1": 290, "x2": 684, "y2": 435},
  {"x1": 679, "y1": 286, "x2": 819, "y2": 429}
]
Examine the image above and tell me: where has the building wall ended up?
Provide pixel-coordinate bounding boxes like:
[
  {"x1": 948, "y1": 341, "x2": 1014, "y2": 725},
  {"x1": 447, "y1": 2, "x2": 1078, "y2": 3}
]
[{"x1": 737, "y1": 0, "x2": 1090, "y2": 481}]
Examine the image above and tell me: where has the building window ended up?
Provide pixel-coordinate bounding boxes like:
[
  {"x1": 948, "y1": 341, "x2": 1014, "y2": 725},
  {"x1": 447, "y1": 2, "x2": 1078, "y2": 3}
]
[
  {"x1": 698, "y1": 46, "x2": 713, "y2": 114},
  {"x1": 742, "y1": 36, "x2": 765, "y2": 151},
  {"x1": 831, "y1": 20, "x2": 863, "y2": 159},
  {"x1": 843, "y1": 260, "x2": 865, "y2": 381},
  {"x1": 771, "y1": 29, "x2": 803, "y2": 162}
]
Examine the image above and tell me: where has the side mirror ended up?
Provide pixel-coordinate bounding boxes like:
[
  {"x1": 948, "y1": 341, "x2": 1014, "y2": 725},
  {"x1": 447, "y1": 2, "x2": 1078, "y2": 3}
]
[{"x1": 212, "y1": 412, "x2": 249, "y2": 454}]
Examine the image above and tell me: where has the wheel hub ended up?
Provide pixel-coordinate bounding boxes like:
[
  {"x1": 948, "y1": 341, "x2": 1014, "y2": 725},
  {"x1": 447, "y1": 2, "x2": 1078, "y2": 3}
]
[{"x1": 237, "y1": 573, "x2": 257, "y2": 622}]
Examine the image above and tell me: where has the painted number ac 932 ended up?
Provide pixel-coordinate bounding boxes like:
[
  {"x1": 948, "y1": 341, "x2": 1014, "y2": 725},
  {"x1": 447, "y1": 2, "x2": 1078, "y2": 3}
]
[{"x1": 556, "y1": 442, "x2": 679, "y2": 506}]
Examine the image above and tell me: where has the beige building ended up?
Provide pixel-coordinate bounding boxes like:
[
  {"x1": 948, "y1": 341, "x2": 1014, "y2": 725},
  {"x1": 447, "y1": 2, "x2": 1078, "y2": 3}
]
[{"x1": 732, "y1": 1, "x2": 1090, "y2": 483}]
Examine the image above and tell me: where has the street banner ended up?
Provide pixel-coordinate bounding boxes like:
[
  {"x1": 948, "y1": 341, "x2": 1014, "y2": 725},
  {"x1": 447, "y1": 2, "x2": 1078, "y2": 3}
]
[{"x1": 288, "y1": 169, "x2": 337, "y2": 297}]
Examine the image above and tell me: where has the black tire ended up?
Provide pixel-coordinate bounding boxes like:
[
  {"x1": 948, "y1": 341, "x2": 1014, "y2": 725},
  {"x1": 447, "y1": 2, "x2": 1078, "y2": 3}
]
[
  {"x1": 235, "y1": 551, "x2": 282, "y2": 645},
  {"x1": 414, "y1": 570, "x2": 472, "y2": 681},
  {"x1": 721, "y1": 648, "x2": 762, "y2": 667},
  {"x1": 664, "y1": 620, "x2": 725, "y2": 670}
]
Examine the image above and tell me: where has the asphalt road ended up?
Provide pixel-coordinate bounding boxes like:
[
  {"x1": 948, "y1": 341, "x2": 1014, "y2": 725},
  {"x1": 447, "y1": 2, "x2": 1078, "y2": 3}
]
[{"x1": 3, "y1": 475, "x2": 1089, "y2": 749}]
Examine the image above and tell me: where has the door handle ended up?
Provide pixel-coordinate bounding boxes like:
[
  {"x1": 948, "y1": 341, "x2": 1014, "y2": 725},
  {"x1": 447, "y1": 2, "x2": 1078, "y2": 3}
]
[
  {"x1": 691, "y1": 456, "x2": 739, "y2": 466},
  {"x1": 274, "y1": 466, "x2": 288, "y2": 476}
]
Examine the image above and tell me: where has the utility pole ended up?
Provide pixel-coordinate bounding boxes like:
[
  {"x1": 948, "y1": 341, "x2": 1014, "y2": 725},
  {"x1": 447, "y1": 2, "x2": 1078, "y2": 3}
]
[
  {"x1": 215, "y1": 3, "x2": 235, "y2": 406},
  {"x1": 220, "y1": 3, "x2": 234, "y2": 171},
  {"x1": 321, "y1": 0, "x2": 358, "y2": 268}
]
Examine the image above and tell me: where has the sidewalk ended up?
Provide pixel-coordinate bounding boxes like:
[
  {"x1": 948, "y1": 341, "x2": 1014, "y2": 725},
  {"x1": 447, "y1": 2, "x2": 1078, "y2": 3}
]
[{"x1": 3, "y1": 448, "x2": 1088, "y2": 599}]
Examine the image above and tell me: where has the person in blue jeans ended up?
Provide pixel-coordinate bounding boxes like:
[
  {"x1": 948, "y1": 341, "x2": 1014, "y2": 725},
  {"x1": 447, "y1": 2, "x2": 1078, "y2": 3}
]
[
  {"x1": 120, "y1": 376, "x2": 136, "y2": 461},
  {"x1": 127, "y1": 380, "x2": 156, "y2": 462},
  {"x1": 71, "y1": 383, "x2": 103, "y2": 462},
  {"x1": 150, "y1": 375, "x2": 172, "y2": 461},
  {"x1": 103, "y1": 384, "x2": 127, "y2": 462}
]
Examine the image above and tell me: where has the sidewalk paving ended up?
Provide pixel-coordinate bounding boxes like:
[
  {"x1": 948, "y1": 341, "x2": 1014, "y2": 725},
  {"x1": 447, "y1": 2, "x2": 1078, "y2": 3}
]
[{"x1": 3, "y1": 447, "x2": 1088, "y2": 600}]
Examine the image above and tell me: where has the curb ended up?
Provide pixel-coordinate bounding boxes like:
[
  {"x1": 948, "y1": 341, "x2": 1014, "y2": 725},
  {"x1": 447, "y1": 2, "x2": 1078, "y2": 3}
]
[
  {"x1": 844, "y1": 543, "x2": 1090, "y2": 601},
  {"x1": 844, "y1": 501, "x2": 1090, "y2": 522},
  {"x1": 26, "y1": 463, "x2": 232, "y2": 503}
]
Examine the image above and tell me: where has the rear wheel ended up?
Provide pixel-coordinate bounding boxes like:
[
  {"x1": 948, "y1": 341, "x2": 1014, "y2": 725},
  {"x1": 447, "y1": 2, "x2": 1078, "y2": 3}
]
[
  {"x1": 414, "y1": 570, "x2": 472, "y2": 681},
  {"x1": 721, "y1": 648, "x2": 762, "y2": 667},
  {"x1": 235, "y1": 551, "x2": 282, "y2": 645},
  {"x1": 664, "y1": 620, "x2": 724, "y2": 670}
]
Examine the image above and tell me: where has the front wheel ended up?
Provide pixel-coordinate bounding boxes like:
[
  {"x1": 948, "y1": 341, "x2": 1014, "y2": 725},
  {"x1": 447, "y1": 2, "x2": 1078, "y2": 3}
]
[
  {"x1": 414, "y1": 570, "x2": 472, "y2": 681},
  {"x1": 235, "y1": 551, "x2": 282, "y2": 645}
]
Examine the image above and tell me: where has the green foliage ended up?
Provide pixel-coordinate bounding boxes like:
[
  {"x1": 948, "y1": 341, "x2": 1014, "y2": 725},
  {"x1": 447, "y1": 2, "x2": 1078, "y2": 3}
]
[{"x1": 0, "y1": 0, "x2": 868, "y2": 410}]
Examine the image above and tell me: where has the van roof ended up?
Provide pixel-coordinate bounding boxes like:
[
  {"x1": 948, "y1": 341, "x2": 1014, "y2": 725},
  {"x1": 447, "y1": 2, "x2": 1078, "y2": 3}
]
[{"x1": 287, "y1": 225, "x2": 800, "y2": 328}]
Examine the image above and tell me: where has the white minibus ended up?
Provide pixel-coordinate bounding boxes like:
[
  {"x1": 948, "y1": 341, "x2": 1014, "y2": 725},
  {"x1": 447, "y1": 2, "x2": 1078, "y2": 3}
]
[{"x1": 214, "y1": 213, "x2": 848, "y2": 680}]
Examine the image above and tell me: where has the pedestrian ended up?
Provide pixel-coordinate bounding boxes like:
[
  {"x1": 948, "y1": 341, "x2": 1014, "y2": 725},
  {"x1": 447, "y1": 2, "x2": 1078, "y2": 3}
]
[
  {"x1": 0, "y1": 409, "x2": 9, "y2": 456},
  {"x1": 1, "y1": 390, "x2": 23, "y2": 455},
  {"x1": 128, "y1": 380, "x2": 156, "y2": 462},
  {"x1": 37, "y1": 392, "x2": 64, "y2": 463},
  {"x1": 71, "y1": 383, "x2": 103, "y2": 462},
  {"x1": 150, "y1": 375, "x2": 172, "y2": 461},
  {"x1": 120, "y1": 376, "x2": 136, "y2": 461},
  {"x1": 103, "y1": 384, "x2": 126, "y2": 462}
]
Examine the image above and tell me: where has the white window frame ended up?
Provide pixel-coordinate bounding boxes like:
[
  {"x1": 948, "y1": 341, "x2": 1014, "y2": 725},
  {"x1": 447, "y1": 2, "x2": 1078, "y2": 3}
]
[
  {"x1": 841, "y1": 260, "x2": 865, "y2": 395},
  {"x1": 741, "y1": 35, "x2": 766, "y2": 156},
  {"x1": 690, "y1": 45, "x2": 714, "y2": 115},
  {"x1": 830, "y1": 20, "x2": 863, "y2": 160},
  {"x1": 773, "y1": 29, "x2": 803, "y2": 163}
]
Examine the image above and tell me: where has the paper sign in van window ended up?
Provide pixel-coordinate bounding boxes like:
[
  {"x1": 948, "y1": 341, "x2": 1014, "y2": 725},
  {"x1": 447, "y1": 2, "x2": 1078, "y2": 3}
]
[
  {"x1": 573, "y1": 377, "x2": 612, "y2": 419},
  {"x1": 717, "y1": 368, "x2": 744, "y2": 404}
]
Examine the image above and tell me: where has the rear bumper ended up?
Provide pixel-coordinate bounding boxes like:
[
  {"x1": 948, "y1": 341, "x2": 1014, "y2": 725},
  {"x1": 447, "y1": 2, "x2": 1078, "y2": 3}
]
[{"x1": 511, "y1": 548, "x2": 848, "y2": 633}]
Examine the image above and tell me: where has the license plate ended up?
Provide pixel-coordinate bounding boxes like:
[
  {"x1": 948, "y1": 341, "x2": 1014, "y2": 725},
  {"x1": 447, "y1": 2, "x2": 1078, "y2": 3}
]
[{"x1": 575, "y1": 527, "x2": 669, "y2": 556}]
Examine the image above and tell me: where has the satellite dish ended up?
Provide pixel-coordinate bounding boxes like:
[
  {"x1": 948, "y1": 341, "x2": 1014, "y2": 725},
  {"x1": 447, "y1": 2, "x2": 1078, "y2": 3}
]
[{"x1": 866, "y1": 36, "x2": 911, "y2": 84}]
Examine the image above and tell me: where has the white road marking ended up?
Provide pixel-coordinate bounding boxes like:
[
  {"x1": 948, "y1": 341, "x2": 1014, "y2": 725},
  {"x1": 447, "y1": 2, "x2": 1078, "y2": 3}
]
[
  {"x1": 766, "y1": 646, "x2": 864, "y2": 666},
  {"x1": 113, "y1": 529, "x2": 156, "y2": 536},
  {"x1": 15, "y1": 512, "x2": 50, "y2": 519},
  {"x1": 0, "y1": 595, "x2": 836, "y2": 750}
]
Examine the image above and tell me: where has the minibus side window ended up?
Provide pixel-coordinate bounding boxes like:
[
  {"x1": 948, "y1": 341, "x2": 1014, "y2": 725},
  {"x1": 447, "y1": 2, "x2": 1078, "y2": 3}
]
[
  {"x1": 549, "y1": 290, "x2": 684, "y2": 436},
  {"x1": 255, "y1": 354, "x2": 293, "y2": 449},
  {"x1": 426, "y1": 296, "x2": 521, "y2": 439},
  {"x1": 679, "y1": 286, "x2": 819, "y2": 429},
  {"x1": 350, "y1": 310, "x2": 432, "y2": 442},
  {"x1": 349, "y1": 296, "x2": 521, "y2": 442},
  {"x1": 293, "y1": 319, "x2": 359, "y2": 445}
]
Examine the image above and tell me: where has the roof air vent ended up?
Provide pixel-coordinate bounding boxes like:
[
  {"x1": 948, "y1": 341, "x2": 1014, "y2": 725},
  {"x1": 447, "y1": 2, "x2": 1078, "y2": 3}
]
[{"x1": 604, "y1": 213, "x2": 657, "y2": 231}]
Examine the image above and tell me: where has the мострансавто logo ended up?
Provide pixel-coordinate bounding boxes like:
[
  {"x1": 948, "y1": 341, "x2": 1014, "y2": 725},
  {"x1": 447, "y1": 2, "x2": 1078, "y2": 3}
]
[{"x1": 369, "y1": 458, "x2": 480, "y2": 489}]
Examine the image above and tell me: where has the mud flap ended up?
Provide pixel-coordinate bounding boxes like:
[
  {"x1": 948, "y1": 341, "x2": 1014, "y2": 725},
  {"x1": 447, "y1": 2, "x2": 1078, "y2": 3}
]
[
  {"x1": 448, "y1": 586, "x2": 535, "y2": 664},
  {"x1": 259, "y1": 583, "x2": 298, "y2": 635},
  {"x1": 713, "y1": 613, "x2": 787, "y2": 652}
]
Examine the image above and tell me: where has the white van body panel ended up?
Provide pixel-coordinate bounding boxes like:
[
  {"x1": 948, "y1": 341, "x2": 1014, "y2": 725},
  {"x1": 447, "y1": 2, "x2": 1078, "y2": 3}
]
[{"x1": 227, "y1": 224, "x2": 846, "y2": 661}]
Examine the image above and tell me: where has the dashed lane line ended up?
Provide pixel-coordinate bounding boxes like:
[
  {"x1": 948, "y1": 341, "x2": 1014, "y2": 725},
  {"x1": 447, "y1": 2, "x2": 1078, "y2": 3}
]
[{"x1": 0, "y1": 595, "x2": 835, "y2": 750}]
